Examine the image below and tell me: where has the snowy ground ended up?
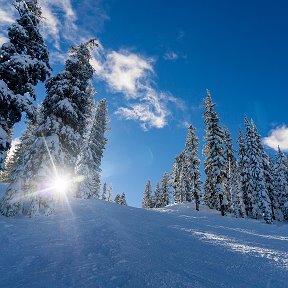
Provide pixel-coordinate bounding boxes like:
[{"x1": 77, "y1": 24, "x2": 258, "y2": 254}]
[{"x1": 0, "y1": 186, "x2": 288, "y2": 287}]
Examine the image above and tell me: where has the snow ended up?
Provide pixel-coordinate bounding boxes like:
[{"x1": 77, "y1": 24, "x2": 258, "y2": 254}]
[{"x1": 0, "y1": 184, "x2": 287, "y2": 287}]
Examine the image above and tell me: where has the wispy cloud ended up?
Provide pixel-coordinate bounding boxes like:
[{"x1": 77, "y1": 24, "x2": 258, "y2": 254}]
[
  {"x1": 0, "y1": 1, "x2": 16, "y2": 45},
  {"x1": 163, "y1": 51, "x2": 179, "y2": 61},
  {"x1": 92, "y1": 49, "x2": 179, "y2": 130},
  {"x1": 263, "y1": 126, "x2": 288, "y2": 151},
  {"x1": 39, "y1": 0, "x2": 77, "y2": 49},
  {"x1": 177, "y1": 30, "x2": 185, "y2": 40},
  {"x1": 98, "y1": 51, "x2": 153, "y2": 97}
]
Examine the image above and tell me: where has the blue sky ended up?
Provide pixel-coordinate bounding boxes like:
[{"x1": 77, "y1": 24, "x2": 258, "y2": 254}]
[{"x1": 1, "y1": 0, "x2": 288, "y2": 207}]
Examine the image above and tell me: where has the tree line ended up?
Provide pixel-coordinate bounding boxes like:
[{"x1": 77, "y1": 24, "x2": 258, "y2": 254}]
[{"x1": 143, "y1": 91, "x2": 288, "y2": 224}]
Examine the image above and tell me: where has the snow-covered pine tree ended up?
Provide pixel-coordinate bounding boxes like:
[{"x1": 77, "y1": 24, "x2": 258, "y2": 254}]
[
  {"x1": 161, "y1": 172, "x2": 170, "y2": 207},
  {"x1": 0, "y1": 116, "x2": 39, "y2": 184},
  {"x1": 0, "y1": 0, "x2": 50, "y2": 170},
  {"x1": 170, "y1": 158, "x2": 179, "y2": 203},
  {"x1": 171, "y1": 152, "x2": 186, "y2": 204},
  {"x1": 91, "y1": 172, "x2": 101, "y2": 199},
  {"x1": 102, "y1": 183, "x2": 107, "y2": 201},
  {"x1": 223, "y1": 128, "x2": 235, "y2": 212},
  {"x1": 74, "y1": 81, "x2": 96, "y2": 198},
  {"x1": 265, "y1": 154, "x2": 283, "y2": 221},
  {"x1": 230, "y1": 160, "x2": 245, "y2": 217},
  {"x1": 153, "y1": 182, "x2": 162, "y2": 208},
  {"x1": 114, "y1": 193, "x2": 121, "y2": 204},
  {"x1": 0, "y1": 40, "x2": 97, "y2": 217},
  {"x1": 107, "y1": 184, "x2": 113, "y2": 202},
  {"x1": 76, "y1": 98, "x2": 109, "y2": 199},
  {"x1": 247, "y1": 120, "x2": 273, "y2": 223},
  {"x1": 183, "y1": 125, "x2": 201, "y2": 210},
  {"x1": 120, "y1": 193, "x2": 127, "y2": 206},
  {"x1": 142, "y1": 180, "x2": 153, "y2": 208},
  {"x1": 237, "y1": 127, "x2": 251, "y2": 216},
  {"x1": 115, "y1": 193, "x2": 127, "y2": 205},
  {"x1": 202, "y1": 90, "x2": 226, "y2": 216},
  {"x1": 274, "y1": 147, "x2": 288, "y2": 220}
]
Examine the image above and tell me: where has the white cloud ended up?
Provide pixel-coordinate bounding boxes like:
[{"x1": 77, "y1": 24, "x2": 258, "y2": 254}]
[
  {"x1": 92, "y1": 50, "x2": 175, "y2": 130},
  {"x1": 263, "y1": 126, "x2": 288, "y2": 151},
  {"x1": 39, "y1": 0, "x2": 77, "y2": 49},
  {"x1": 0, "y1": 8, "x2": 15, "y2": 24},
  {"x1": 101, "y1": 51, "x2": 153, "y2": 97},
  {"x1": 164, "y1": 51, "x2": 179, "y2": 61},
  {"x1": 116, "y1": 89, "x2": 170, "y2": 130},
  {"x1": 49, "y1": 51, "x2": 68, "y2": 64}
]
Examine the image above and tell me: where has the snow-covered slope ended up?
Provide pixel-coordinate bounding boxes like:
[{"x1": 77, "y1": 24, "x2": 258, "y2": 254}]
[{"x1": 0, "y1": 190, "x2": 288, "y2": 287}]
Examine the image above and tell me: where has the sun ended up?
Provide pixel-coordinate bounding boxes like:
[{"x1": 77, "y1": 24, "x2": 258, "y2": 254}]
[{"x1": 52, "y1": 175, "x2": 71, "y2": 196}]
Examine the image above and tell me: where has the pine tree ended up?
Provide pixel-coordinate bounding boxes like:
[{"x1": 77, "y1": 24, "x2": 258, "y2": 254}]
[
  {"x1": 183, "y1": 125, "x2": 201, "y2": 210},
  {"x1": 115, "y1": 193, "x2": 127, "y2": 206},
  {"x1": 102, "y1": 183, "x2": 107, "y2": 201},
  {"x1": 223, "y1": 128, "x2": 235, "y2": 212},
  {"x1": 107, "y1": 184, "x2": 113, "y2": 202},
  {"x1": 161, "y1": 172, "x2": 170, "y2": 207},
  {"x1": 171, "y1": 152, "x2": 186, "y2": 204},
  {"x1": 245, "y1": 120, "x2": 273, "y2": 223},
  {"x1": 120, "y1": 193, "x2": 127, "y2": 206},
  {"x1": 230, "y1": 160, "x2": 242, "y2": 217},
  {"x1": 114, "y1": 194, "x2": 121, "y2": 204},
  {"x1": 202, "y1": 91, "x2": 226, "y2": 216},
  {"x1": 0, "y1": 116, "x2": 39, "y2": 183},
  {"x1": 142, "y1": 180, "x2": 153, "y2": 208},
  {"x1": 153, "y1": 182, "x2": 162, "y2": 208},
  {"x1": 76, "y1": 98, "x2": 109, "y2": 199},
  {"x1": 0, "y1": 40, "x2": 97, "y2": 216},
  {"x1": 274, "y1": 147, "x2": 288, "y2": 220},
  {"x1": 0, "y1": 0, "x2": 50, "y2": 170},
  {"x1": 91, "y1": 172, "x2": 101, "y2": 199},
  {"x1": 238, "y1": 127, "x2": 251, "y2": 216},
  {"x1": 265, "y1": 155, "x2": 283, "y2": 221}
]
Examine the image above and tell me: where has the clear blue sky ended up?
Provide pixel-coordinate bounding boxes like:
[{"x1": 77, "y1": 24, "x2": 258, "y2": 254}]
[{"x1": 1, "y1": 0, "x2": 288, "y2": 207}]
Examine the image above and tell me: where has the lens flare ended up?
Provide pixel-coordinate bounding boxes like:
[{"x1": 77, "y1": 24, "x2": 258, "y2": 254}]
[{"x1": 53, "y1": 175, "x2": 71, "y2": 195}]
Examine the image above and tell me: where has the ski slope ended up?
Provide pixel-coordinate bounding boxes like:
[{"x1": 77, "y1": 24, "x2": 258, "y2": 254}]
[{"x1": 0, "y1": 188, "x2": 288, "y2": 287}]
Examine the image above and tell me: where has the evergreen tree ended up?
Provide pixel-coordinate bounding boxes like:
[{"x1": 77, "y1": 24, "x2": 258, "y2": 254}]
[
  {"x1": 265, "y1": 155, "x2": 283, "y2": 221},
  {"x1": 91, "y1": 172, "x2": 101, "y2": 199},
  {"x1": 202, "y1": 91, "x2": 226, "y2": 216},
  {"x1": 107, "y1": 184, "x2": 113, "y2": 202},
  {"x1": 171, "y1": 152, "x2": 186, "y2": 203},
  {"x1": 153, "y1": 182, "x2": 162, "y2": 208},
  {"x1": 0, "y1": 40, "x2": 97, "y2": 216},
  {"x1": 0, "y1": 115, "x2": 40, "y2": 183},
  {"x1": 183, "y1": 125, "x2": 201, "y2": 210},
  {"x1": 102, "y1": 183, "x2": 107, "y2": 201},
  {"x1": 223, "y1": 128, "x2": 235, "y2": 212},
  {"x1": 76, "y1": 98, "x2": 109, "y2": 199},
  {"x1": 142, "y1": 180, "x2": 153, "y2": 208},
  {"x1": 115, "y1": 193, "x2": 127, "y2": 206},
  {"x1": 114, "y1": 193, "x2": 121, "y2": 204},
  {"x1": 230, "y1": 160, "x2": 240, "y2": 217},
  {"x1": 238, "y1": 127, "x2": 251, "y2": 216},
  {"x1": 274, "y1": 147, "x2": 288, "y2": 220},
  {"x1": 0, "y1": 0, "x2": 50, "y2": 170},
  {"x1": 161, "y1": 172, "x2": 170, "y2": 207},
  {"x1": 245, "y1": 119, "x2": 272, "y2": 223},
  {"x1": 120, "y1": 193, "x2": 127, "y2": 206}
]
